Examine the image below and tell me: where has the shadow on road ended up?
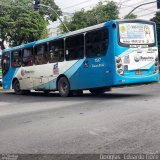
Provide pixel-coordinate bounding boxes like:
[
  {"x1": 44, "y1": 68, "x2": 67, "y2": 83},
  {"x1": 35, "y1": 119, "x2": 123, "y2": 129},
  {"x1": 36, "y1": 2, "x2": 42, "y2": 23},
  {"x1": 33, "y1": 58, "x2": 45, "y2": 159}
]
[{"x1": 0, "y1": 91, "x2": 152, "y2": 104}]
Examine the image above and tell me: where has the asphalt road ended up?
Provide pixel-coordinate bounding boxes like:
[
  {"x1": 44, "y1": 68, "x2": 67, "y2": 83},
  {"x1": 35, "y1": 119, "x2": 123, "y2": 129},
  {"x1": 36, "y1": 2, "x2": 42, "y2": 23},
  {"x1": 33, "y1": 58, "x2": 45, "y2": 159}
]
[{"x1": 0, "y1": 83, "x2": 160, "y2": 154}]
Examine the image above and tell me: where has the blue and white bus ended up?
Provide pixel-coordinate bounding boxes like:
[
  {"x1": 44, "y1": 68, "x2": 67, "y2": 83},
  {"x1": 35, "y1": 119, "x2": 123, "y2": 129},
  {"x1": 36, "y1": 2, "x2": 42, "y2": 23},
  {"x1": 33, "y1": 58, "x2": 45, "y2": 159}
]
[{"x1": 1, "y1": 19, "x2": 159, "y2": 96}]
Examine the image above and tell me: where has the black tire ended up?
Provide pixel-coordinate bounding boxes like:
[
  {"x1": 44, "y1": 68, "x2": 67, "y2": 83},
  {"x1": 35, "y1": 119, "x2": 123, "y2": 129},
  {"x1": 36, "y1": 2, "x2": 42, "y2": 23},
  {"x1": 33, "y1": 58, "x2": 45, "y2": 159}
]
[
  {"x1": 13, "y1": 80, "x2": 30, "y2": 95},
  {"x1": 58, "y1": 77, "x2": 72, "y2": 97},
  {"x1": 43, "y1": 90, "x2": 50, "y2": 94},
  {"x1": 89, "y1": 88, "x2": 107, "y2": 95},
  {"x1": 13, "y1": 80, "x2": 23, "y2": 95}
]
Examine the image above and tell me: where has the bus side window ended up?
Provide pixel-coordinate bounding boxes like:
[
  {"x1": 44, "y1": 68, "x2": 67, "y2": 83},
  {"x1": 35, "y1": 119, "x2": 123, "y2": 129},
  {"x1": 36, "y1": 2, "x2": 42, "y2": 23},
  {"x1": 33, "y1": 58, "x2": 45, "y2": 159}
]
[
  {"x1": 85, "y1": 28, "x2": 109, "y2": 58},
  {"x1": 35, "y1": 43, "x2": 48, "y2": 65},
  {"x1": 2, "y1": 52, "x2": 10, "y2": 75},
  {"x1": 22, "y1": 47, "x2": 34, "y2": 67},
  {"x1": 11, "y1": 50, "x2": 22, "y2": 68},
  {"x1": 49, "y1": 39, "x2": 64, "y2": 63},
  {"x1": 65, "y1": 34, "x2": 84, "y2": 61}
]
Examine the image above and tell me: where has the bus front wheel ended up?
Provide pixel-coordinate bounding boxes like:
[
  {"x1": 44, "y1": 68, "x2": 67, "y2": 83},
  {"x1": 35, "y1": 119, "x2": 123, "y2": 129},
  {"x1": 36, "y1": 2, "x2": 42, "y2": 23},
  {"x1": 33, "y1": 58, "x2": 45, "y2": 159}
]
[
  {"x1": 13, "y1": 80, "x2": 30, "y2": 95},
  {"x1": 58, "y1": 77, "x2": 72, "y2": 97},
  {"x1": 13, "y1": 80, "x2": 23, "y2": 95}
]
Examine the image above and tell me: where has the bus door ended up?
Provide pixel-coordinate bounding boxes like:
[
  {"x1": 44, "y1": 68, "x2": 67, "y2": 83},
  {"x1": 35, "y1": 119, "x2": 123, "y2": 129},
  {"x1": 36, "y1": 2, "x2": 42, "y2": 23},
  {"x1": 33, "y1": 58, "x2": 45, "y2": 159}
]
[
  {"x1": 83, "y1": 27, "x2": 113, "y2": 88},
  {"x1": 33, "y1": 43, "x2": 50, "y2": 90},
  {"x1": 21, "y1": 47, "x2": 34, "y2": 90}
]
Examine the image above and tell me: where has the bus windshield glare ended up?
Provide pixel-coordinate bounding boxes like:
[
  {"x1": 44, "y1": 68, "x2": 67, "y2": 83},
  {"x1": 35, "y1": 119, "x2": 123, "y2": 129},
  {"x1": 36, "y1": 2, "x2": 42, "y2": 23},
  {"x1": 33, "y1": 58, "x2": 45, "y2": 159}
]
[{"x1": 119, "y1": 22, "x2": 155, "y2": 46}]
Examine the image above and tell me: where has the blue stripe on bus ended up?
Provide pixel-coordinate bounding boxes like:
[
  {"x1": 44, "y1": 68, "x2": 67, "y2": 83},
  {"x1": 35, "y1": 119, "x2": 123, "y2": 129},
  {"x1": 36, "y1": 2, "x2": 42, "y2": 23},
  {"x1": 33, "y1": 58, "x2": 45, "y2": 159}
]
[{"x1": 3, "y1": 68, "x2": 19, "y2": 89}]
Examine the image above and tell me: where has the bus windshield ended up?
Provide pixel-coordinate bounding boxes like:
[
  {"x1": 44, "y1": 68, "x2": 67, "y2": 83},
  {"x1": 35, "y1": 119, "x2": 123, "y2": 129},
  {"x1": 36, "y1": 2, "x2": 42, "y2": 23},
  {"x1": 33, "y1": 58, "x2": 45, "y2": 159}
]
[{"x1": 119, "y1": 22, "x2": 155, "y2": 46}]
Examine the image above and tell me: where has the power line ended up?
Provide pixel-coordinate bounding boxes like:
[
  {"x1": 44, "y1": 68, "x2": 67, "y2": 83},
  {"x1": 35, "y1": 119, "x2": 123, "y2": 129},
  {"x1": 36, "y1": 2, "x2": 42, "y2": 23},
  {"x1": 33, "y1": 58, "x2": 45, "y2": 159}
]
[
  {"x1": 138, "y1": 11, "x2": 156, "y2": 18},
  {"x1": 121, "y1": 4, "x2": 156, "y2": 14},
  {"x1": 62, "y1": 0, "x2": 97, "y2": 10},
  {"x1": 120, "y1": 0, "x2": 129, "y2": 4},
  {"x1": 119, "y1": 0, "x2": 157, "y2": 18},
  {"x1": 62, "y1": 0, "x2": 108, "y2": 13},
  {"x1": 62, "y1": 0, "x2": 109, "y2": 10},
  {"x1": 63, "y1": 0, "x2": 156, "y2": 15},
  {"x1": 120, "y1": 0, "x2": 148, "y2": 5},
  {"x1": 62, "y1": 12, "x2": 73, "y2": 15},
  {"x1": 120, "y1": 1, "x2": 157, "y2": 18},
  {"x1": 135, "y1": 5, "x2": 156, "y2": 14},
  {"x1": 121, "y1": 0, "x2": 155, "y2": 9},
  {"x1": 61, "y1": 0, "x2": 158, "y2": 21}
]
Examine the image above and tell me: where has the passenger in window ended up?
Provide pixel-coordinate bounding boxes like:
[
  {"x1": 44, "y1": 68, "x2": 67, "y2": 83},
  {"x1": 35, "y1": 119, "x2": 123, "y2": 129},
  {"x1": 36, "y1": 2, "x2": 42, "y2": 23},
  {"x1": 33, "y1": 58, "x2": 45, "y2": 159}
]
[
  {"x1": 53, "y1": 48, "x2": 59, "y2": 62},
  {"x1": 49, "y1": 49, "x2": 54, "y2": 61},
  {"x1": 35, "y1": 56, "x2": 41, "y2": 65},
  {"x1": 27, "y1": 57, "x2": 33, "y2": 66},
  {"x1": 12, "y1": 58, "x2": 21, "y2": 67}
]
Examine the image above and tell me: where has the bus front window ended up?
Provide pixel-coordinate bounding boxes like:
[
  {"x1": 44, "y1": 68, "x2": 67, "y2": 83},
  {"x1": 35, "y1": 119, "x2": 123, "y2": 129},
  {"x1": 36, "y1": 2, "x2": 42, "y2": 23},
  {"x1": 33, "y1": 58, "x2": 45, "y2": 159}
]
[
  {"x1": 2, "y1": 52, "x2": 10, "y2": 75},
  {"x1": 118, "y1": 22, "x2": 156, "y2": 47}
]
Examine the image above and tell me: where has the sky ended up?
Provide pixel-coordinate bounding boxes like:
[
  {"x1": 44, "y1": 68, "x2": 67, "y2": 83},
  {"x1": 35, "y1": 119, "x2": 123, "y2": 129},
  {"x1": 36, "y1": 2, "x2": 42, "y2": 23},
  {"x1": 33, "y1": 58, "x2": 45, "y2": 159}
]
[{"x1": 50, "y1": 0, "x2": 158, "y2": 28}]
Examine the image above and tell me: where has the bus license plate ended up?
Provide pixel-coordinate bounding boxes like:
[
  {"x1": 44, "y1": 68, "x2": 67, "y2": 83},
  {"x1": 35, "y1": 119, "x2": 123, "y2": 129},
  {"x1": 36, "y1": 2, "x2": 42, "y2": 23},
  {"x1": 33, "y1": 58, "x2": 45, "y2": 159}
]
[{"x1": 136, "y1": 70, "x2": 142, "y2": 75}]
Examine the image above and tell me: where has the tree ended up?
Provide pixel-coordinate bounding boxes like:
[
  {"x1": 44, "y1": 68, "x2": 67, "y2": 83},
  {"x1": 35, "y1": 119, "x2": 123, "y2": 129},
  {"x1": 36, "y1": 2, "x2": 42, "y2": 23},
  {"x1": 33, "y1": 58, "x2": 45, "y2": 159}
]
[
  {"x1": 0, "y1": 0, "x2": 61, "y2": 49},
  {"x1": 59, "y1": 1, "x2": 119, "y2": 33},
  {"x1": 8, "y1": 11, "x2": 48, "y2": 46},
  {"x1": 38, "y1": 0, "x2": 62, "y2": 22},
  {"x1": 124, "y1": 13, "x2": 137, "y2": 19}
]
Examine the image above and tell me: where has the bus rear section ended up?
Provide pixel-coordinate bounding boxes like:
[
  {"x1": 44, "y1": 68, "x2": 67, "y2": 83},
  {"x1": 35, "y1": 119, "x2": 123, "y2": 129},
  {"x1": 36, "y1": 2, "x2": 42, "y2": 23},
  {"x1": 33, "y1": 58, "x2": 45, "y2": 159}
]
[{"x1": 113, "y1": 20, "x2": 159, "y2": 86}]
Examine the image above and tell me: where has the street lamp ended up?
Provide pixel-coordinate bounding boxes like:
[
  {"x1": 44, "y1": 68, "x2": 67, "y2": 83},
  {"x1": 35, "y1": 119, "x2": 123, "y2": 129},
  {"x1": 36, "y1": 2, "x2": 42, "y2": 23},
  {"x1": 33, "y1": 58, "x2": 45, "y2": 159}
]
[
  {"x1": 39, "y1": 4, "x2": 70, "y2": 32},
  {"x1": 126, "y1": 1, "x2": 156, "y2": 18},
  {"x1": 33, "y1": 0, "x2": 70, "y2": 32}
]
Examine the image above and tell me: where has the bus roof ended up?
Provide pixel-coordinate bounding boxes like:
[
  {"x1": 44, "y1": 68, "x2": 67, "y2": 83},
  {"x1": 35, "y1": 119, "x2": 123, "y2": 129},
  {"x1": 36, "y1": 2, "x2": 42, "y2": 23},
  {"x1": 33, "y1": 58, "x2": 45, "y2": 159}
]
[{"x1": 2, "y1": 19, "x2": 155, "y2": 53}]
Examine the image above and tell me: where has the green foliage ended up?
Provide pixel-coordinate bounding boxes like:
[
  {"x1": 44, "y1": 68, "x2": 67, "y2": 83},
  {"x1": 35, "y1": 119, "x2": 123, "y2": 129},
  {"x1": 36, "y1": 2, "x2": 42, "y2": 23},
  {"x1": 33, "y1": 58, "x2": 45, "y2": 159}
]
[
  {"x1": 0, "y1": 0, "x2": 61, "y2": 48},
  {"x1": 60, "y1": 1, "x2": 119, "y2": 33},
  {"x1": 9, "y1": 11, "x2": 48, "y2": 46},
  {"x1": 38, "y1": 0, "x2": 62, "y2": 22},
  {"x1": 124, "y1": 13, "x2": 137, "y2": 19}
]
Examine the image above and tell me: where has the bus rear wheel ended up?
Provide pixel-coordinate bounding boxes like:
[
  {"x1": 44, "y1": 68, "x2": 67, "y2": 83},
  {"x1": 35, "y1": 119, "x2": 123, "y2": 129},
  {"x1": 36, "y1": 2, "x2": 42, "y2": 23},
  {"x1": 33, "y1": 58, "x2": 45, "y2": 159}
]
[{"x1": 58, "y1": 77, "x2": 72, "y2": 97}]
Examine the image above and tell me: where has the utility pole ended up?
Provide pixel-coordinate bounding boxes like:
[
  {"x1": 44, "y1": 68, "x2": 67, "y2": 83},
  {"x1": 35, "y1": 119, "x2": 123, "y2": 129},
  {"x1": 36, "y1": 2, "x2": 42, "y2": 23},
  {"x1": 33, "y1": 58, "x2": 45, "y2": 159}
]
[{"x1": 126, "y1": 1, "x2": 156, "y2": 18}]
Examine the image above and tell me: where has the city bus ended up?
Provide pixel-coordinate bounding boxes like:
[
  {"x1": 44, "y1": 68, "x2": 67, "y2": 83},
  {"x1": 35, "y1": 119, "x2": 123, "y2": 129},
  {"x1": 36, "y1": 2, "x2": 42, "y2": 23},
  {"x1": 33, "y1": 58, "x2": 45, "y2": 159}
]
[{"x1": 1, "y1": 19, "x2": 159, "y2": 96}]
